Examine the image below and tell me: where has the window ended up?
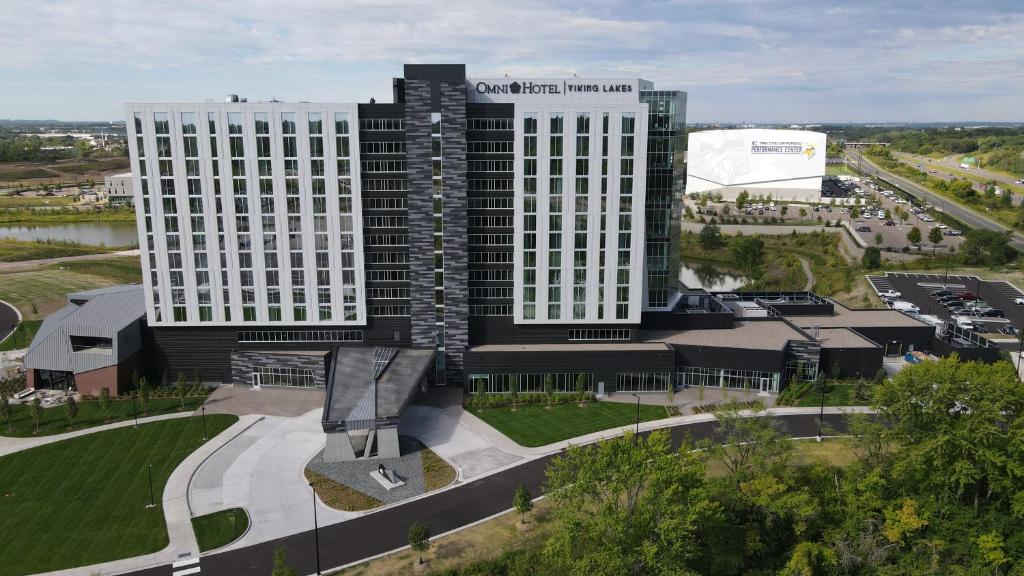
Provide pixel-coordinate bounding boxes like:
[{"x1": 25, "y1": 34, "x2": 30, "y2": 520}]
[
  {"x1": 678, "y1": 367, "x2": 780, "y2": 393},
  {"x1": 238, "y1": 330, "x2": 362, "y2": 343},
  {"x1": 252, "y1": 366, "x2": 318, "y2": 388},
  {"x1": 469, "y1": 373, "x2": 591, "y2": 394},
  {"x1": 467, "y1": 118, "x2": 513, "y2": 131},
  {"x1": 359, "y1": 118, "x2": 404, "y2": 131},
  {"x1": 568, "y1": 329, "x2": 631, "y2": 341},
  {"x1": 616, "y1": 372, "x2": 671, "y2": 392}
]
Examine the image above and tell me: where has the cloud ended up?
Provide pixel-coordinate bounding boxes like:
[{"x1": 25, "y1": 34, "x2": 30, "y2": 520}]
[{"x1": 0, "y1": 0, "x2": 1022, "y2": 121}]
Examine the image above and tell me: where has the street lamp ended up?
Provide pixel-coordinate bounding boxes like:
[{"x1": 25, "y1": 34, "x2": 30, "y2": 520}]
[
  {"x1": 146, "y1": 464, "x2": 156, "y2": 508},
  {"x1": 309, "y1": 483, "x2": 322, "y2": 575},
  {"x1": 201, "y1": 405, "x2": 208, "y2": 441},
  {"x1": 132, "y1": 392, "x2": 138, "y2": 428},
  {"x1": 629, "y1": 393, "x2": 640, "y2": 437},
  {"x1": 816, "y1": 376, "x2": 826, "y2": 443}
]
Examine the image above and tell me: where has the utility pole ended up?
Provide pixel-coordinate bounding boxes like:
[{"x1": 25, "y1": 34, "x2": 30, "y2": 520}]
[{"x1": 146, "y1": 464, "x2": 156, "y2": 508}]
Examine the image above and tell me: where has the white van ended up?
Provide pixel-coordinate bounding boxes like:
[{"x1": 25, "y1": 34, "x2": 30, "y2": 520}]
[
  {"x1": 891, "y1": 300, "x2": 920, "y2": 314},
  {"x1": 955, "y1": 316, "x2": 975, "y2": 331}
]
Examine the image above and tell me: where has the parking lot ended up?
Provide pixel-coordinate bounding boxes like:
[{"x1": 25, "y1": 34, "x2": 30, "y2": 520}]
[
  {"x1": 867, "y1": 272, "x2": 1024, "y2": 335},
  {"x1": 849, "y1": 180, "x2": 965, "y2": 253}
]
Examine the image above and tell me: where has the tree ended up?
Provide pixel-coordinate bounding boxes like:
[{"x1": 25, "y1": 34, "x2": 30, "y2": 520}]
[
  {"x1": 874, "y1": 357, "x2": 1024, "y2": 510},
  {"x1": 698, "y1": 223, "x2": 723, "y2": 250},
  {"x1": 30, "y1": 303, "x2": 38, "y2": 316},
  {"x1": 704, "y1": 400, "x2": 792, "y2": 481},
  {"x1": 408, "y1": 520, "x2": 431, "y2": 564},
  {"x1": 64, "y1": 395, "x2": 78, "y2": 429},
  {"x1": 874, "y1": 232, "x2": 883, "y2": 246},
  {"x1": 138, "y1": 376, "x2": 151, "y2": 415},
  {"x1": 543, "y1": 430, "x2": 720, "y2": 576},
  {"x1": 513, "y1": 482, "x2": 533, "y2": 523},
  {"x1": 99, "y1": 388, "x2": 112, "y2": 422},
  {"x1": 30, "y1": 397, "x2": 41, "y2": 434},
  {"x1": 574, "y1": 373, "x2": 588, "y2": 402},
  {"x1": 781, "y1": 205, "x2": 789, "y2": 217},
  {"x1": 176, "y1": 373, "x2": 188, "y2": 410},
  {"x1": 862, "y1": 246, "x2": 881, "y2": 269},
  {"x1": 960, "y1": 228, "x2": 1014, "y2": 266},
  {"x1": 543, "y1": 375, "x2": 555, "y2": 407},
  {"x1": 271, "y1": 546, "x2": 297, "y2": 576},
  {"x1": 928, "y1": 226, "x2": 943, "y2": 246},
  {"x1": 509, "y1": 377, "x2": 519, "y2": 411},
  {"x1": 730, "y1": 235, "x2": 765, "y2": 276},
  {"x1": 906, "y1": 226, "x2": 922, "y2": 245},
  {"x1": 736, "y1": 190, "x2": 750, "y2": 209},
  {"x1": 0, "y1": 395, "x2": 10, "y2": 432}
]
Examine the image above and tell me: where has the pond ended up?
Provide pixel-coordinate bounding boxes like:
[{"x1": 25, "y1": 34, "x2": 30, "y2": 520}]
[
  {"x1": 679, "y1": 259, "x2": 749, "y2": 291},
  {"x1": 0, "y1": 222, "x2": 139, "y2": 247}
]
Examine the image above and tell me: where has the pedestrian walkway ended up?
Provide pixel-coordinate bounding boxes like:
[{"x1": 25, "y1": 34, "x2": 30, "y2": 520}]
[
  {"x1": 399, "y1": 404, "x2": 522, "y2": 480},
  {"x1": 0, "y1": 411, "x2": 194, "y2": 457},
  {"x1": 33, "y1": 414, "x2": 262, "y2": 576},
  {"x1": 189, "y1": 409, "x2": 356, "y2": 553}
]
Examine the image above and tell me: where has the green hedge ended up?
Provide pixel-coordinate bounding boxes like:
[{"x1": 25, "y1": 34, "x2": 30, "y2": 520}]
[{"x1": 464, "y1": 392, "x2": 593, "y2": 408}]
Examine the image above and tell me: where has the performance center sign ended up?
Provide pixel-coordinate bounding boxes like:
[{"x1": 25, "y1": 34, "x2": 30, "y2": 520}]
[{"x1": 685, "y1": 129, "x2": 826, "y2": 200}]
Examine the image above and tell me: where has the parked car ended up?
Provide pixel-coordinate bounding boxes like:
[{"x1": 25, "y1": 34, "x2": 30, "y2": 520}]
[
  {"x1": 1014, "y1": 297, "x2": 1024, "y2": 305},
  {"x1": 891, "y1": 300, "x2": 920, "y2": 313},
  {"x1": 937, "y1": 295, "x2": 961, "y2": 304},
  {"x1": 942, "y1": 300, "x2": 965, "y2": 309},
  {"x1": 884, "y1": 220, "x2": 896, "y2": 226},
  {"x1": 933, "y1": 289, "x2": 953, "y2": 298},
  {"x1": 981, "y1": 309, "x2": 1005, "y2": 318},
  {"x1": 1000, "y1": 325, "x2": 1017, "y2": 335},
  {"x1": 957, "y1": 291, "x2": 978, "y2": 301},
  {"x1": 856, "y1": 225, "x2": 871, "y2": 232},
  {"x1": 878, "y1": 289, "x2": 902, "y2": 299},
  {"x1": 948, "y1": 306, "x2": 966, "y2": 315}
]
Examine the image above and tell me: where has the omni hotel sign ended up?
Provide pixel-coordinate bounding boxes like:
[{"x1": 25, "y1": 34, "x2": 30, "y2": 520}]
[{"x1": 472, "y1": 80, "x2": 636, "y2": 96}]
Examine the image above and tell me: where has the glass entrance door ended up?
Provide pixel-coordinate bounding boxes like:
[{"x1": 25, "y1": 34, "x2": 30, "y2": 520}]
[{"x1": 251, "y1": 372, "x2": 261, "y2": 388}]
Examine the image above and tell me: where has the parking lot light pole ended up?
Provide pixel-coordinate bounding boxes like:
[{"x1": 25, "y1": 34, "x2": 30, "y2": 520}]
[
  {"x1": 630, "y1": 393, "x2": 640, "y2": 437},
  {"x1": 310, "y1": 483, "x2": 322, "y2": 575},
  {"x1": 201, "y1": 405, "x2": 208, "y2": 441}
]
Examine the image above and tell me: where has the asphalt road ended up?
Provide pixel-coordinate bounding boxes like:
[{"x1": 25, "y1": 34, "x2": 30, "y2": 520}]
[
  {"x1": 0, "y1": 300, "x2": 19, "y2": 345},
  {"x1": 847, "y1": 151, "x2": 1024, "y2": 251},
  {"x1": 124, "y1": 413, "x2": 849, "y2": 576}
]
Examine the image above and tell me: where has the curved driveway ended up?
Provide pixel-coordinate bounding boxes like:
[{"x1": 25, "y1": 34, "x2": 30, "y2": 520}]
[
  {"x1": 0, "y1": 299, "x2": 20, "y2": 345},
  {"x1": 123, "y1": 412, "x2": 851, "y2": 576}
]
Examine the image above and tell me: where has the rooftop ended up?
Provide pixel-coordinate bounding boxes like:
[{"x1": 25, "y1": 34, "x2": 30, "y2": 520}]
[
  {"x1": 812, "y1": 327, "x2": 881, "y2": 349},
  {"x1": 470, "y1": 342, "x2": 670, "y2": 353},
  {"x1": 784, "y1": 302, "x2": 926, "y2": 329},
  {"x1": 642, "y1": 320, "x2": 809, "y2": 351}
]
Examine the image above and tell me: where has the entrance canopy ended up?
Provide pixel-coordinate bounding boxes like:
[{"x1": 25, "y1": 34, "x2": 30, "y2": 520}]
[{"x1": 322, "y1": 347, "x2": 434, "y2": 433}]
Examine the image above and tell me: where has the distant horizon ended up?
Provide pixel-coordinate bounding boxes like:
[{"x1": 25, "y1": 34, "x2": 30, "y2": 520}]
[{"x1": 1, "y1": 1, "x2": 1021, "y2": 123}]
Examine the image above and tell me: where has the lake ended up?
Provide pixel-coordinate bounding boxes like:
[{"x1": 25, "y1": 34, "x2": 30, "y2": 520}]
[
  {"x1": 0, "y1": 222, "x2": 139, "y2": 247},
  {"x1": 679, "y1": 259, "x2": 749, "y2": 291}
]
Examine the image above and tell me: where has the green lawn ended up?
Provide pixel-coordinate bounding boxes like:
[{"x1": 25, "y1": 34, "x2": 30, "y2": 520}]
[
  {"x1": 0, "y1": 319, "x2": 41, "y2": 351},
  {"x1": 192, "y1": 508, "x2": 249, "y2": 552},
  {"x1": 0, "y1": 255, "x2": 141, "y2": 318},
  {"x1": 0, "y1": 238, "x2": 123, "y2": 262},
  {"x1": 466, "y1": 401, "x2": 673, "y2": 447},
  {"x1": 0, "y1": 415, "x2": 237, "y2": 576},
  {"x1": 793, "y1": 384, "x2": 871, "y2": 407},
  {"x1": 0, "y1": 396, "x2": 209, "y2": 437}
]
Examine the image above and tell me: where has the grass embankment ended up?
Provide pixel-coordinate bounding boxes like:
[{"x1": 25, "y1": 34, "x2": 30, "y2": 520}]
[
  {"x1": 0, "y1": 237, "x2": 127, "y2": 262},
  {"x1": 0, "y1": 195, "x2": 76, "y2": 208},
  {"x1": 0, "y1": 206, "x2": 136, "y2": 224},
  {"x1": 192, "y1": 508, "x2": 249, "y2": 552},
  {"x1": 0, "y1": 396, "x2": 209, "y2": 437},
  {"x1": 466, "y1": 401, "x2": 673, "y2": 448},
  {"x1": 0, "y1": 255, "x2": 141, "y2": 319},
  {"x1": 0, "y1": 415, "x2": 237, "y2": 576},
  {"x1": 825, "y1": 164, "x2": 857, "y2": 176},
  {"x1": 335, "y1": 439, "x2": 860, "y2": 576},
  {"x1": 681, "y1": 230, "x2": 856, "y2": 297},
  {"x1": 0, "y1": 157, "x2": 130, "y2": 182},
  {"x1": 776, "y1": 381, "x2": 875, "y2": 408},
  {"x1": 862, "y1": 150, "x2": 1019, "y2": 229}
]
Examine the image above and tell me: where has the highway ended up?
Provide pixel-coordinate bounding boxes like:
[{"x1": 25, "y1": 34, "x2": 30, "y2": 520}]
[
  {"x1": 847, "y1": 151, "x2": 1024, "y2": 251},
  {"x1": 122, "y1": 413, "x2": 849, "y2": 576}
]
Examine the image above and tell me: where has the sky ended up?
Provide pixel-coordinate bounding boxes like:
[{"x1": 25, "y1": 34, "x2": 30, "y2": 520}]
[{"x1": 1, "y1": 0, "x2": 1022, "y2": 123}]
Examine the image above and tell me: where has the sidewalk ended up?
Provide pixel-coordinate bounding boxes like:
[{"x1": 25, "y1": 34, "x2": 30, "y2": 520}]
[
  {"x1": 189, "y1": 409, "x2": 356, "y2": 553},
  {"x1": 35, "y1": 414, "x2": 262, "y2": 576},
  {"x1": 399, "y1": 404, "x2": 522, "y2": 481},
  {"x1": 0, "y1": 411, "x2": 193, "y2": 457}
]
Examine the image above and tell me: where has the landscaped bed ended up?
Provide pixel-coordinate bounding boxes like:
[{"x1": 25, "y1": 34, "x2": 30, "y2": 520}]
[
  {"x1": 0, "y1": 395, "x2": 210, "y2": 437},
  {"x1": 0, "y1": 415, "x2": 237, "y2": 576},
  {"x1": 192, "y1": 508, "x2": 249, "y2": 552},
  {"x1": 465, "y1": 401, "x2": 674, "y2": 447}
]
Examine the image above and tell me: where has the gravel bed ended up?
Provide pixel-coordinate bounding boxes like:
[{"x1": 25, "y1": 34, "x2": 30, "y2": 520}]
[{"x1": 306, "y1": 435, "x2": 426, "y2": 504}]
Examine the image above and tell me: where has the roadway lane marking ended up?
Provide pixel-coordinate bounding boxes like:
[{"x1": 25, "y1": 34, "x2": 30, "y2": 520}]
[
  {"x1": 172, "y1": 568, "x2": 200, "y2": 576},
  {"x1": 172, "y1": 558, "x2": 199, "y2": 568}
]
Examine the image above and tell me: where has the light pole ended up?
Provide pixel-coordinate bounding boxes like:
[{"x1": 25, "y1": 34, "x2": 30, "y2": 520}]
[
  {"x1": 815, "y1": 376, "x2": 826, "y2": 443},
  {"x1": 310, "y1": 483, "x2": 321, "y2": 575},
  {"x1": 630, "y1": 393, "x2": 640, "y2": 437},
  {"x1": 201, "y1": 405, "x2": 208, "y2": 441},
  {"x1": 146, "y1": 464, "x2": 155, "y2": 508},
  {"x1": 132, "y1": 392, "x2": 138, "y2": 428},
  {"x1": 1016, "y1": 331, "x2": 1024, "y2": 383}
]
